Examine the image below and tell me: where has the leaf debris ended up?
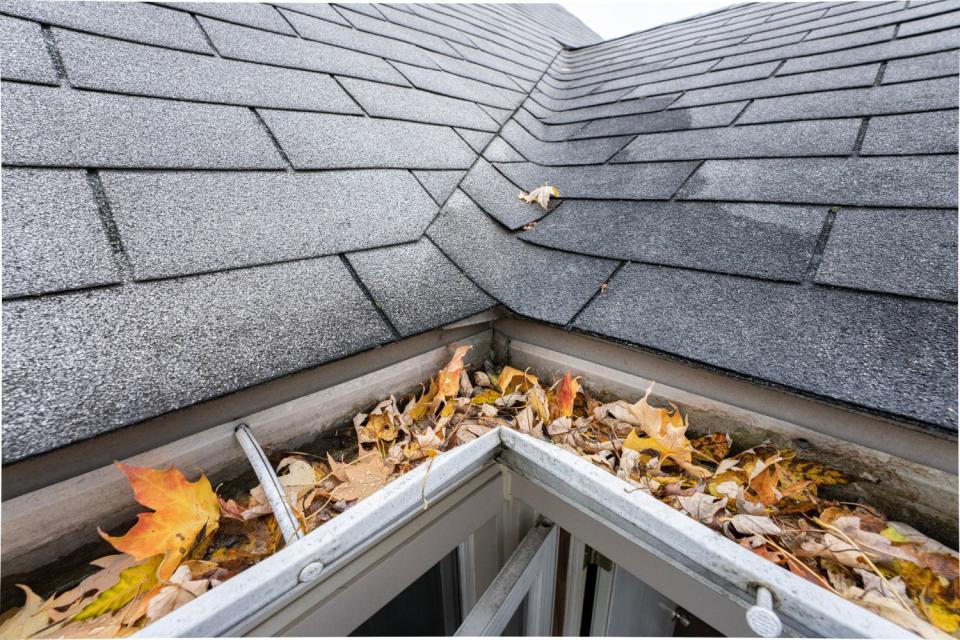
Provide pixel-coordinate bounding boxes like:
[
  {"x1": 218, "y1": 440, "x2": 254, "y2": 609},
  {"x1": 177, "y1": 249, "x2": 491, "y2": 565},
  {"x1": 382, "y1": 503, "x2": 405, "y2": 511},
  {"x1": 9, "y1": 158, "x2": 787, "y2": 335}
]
[{"x1": 4, "y1": 346, "x2": 957, "y2": 638}]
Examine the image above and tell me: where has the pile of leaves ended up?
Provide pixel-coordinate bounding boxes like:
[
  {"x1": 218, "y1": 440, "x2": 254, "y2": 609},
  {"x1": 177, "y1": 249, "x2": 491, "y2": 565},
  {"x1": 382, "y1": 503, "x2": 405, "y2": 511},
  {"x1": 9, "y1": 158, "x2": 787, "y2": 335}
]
[{"x1": 3, "y1": 346, "x2": 958, "y2": 638}]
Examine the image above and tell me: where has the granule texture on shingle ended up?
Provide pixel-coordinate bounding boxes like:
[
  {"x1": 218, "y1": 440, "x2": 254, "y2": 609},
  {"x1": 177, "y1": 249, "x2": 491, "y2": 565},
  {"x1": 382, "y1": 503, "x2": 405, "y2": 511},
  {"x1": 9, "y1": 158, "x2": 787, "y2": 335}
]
[
  {"x1": 778, "y1": 28, "x2": 960, "y2": 75},
  {"x1": 575, "y1": 263, "x2": 958, "y2": 430},
  {"x1": 540, "y1": 94, "x2": 680, "y2": 125},
  {"x1": 460, "y1": 159, "x2": 544, "y2": 230},
  {"x1": 56, "y1": 29, "x2": 362, "y2": 114},
  {"x1": 273, "y1": 3, "x2": 350, "y2": 26},
  {"x1": 347, "y1": 238, "x2": 495, "y2": 336},
  {"x1": 158, "y1": 2, "x2": 295, "y2": 34},
  {"x1": 521, "y1": 200, "x2": 827, "y2": 282},
  {"x1": 339, "y1": 77, "x2": 498, "y2": 131},
  {"x1": 258, "y1": 111, "x2": 476, "y2": 169},
  {"x1": 883, "y1": 50, "x2": 960, "y2": 83},
  {"x1": 0, "y1": 0, "x2": 211, "y2": 53},
  {"x1": 1, "y1": 83, "x2": 285, "y2": 169},
  {"x1": 2, "y1": 169, "x2": 119, "y2": 298},
  {"x1": 860, "y1": 111, "x2": 959, "y2": 155},
  {"x1": 427, "y1": 190, "x2": 618, "y2": 324},
  {"x1": 679, "y1": 156, "x2": 959, "y2": 208},
  {"x1": 495, "y1": 161, "x2": 699, "y2": 200},
  {"x1": 499, "y1": 121, "x2": 632, "y2": 165},
  {"x1": 0, "y1": 15, "x2": 58, "y2": 84},
  {"x1": 612, "y1": 118, "x2": 860, "y2": 162},
  {"x1": 740, "y1": 76, "x2": 959, "y2": 123},
  {"x1": 101, "y1": 170, "x2": 438, "y2": 279},
  {"x1": 484, "y1": 137, "x2": 526, "y2": 162},
  {"x1": 412, "y1": 170, "x2": 467, "y2": 204},
  {"x1": 571, "y1": 102, "x2": 745, "y2": 139},
  {"x1": 279, "y1": 8, "x2": 441, "y2": 70},
  {"x1": 336, "y1": 5, "x2": 460, "y2": 57},
  {"x1": 815, "y1": 208, "x2": 958, "y2": 302},
  {"x1": 455, "y1": 128, "x2": 495, "y2": 152},
  {"x1": 710, "y1": 25, "x2": 894, "y2": 71},
  {"x1": 391, "y1": 61, "x2": 526, "y2": 110},
  {"x1": 671, "y1": 63, "x2": 879, "y2": 109},
  {"x1": 624, "y1": 60, "x2": 780, "y2": 100},
  {"x1": 199, "y1": 17, "x2": 409, "y2": 85},
  {"x1": 1, "y1": 257, "x2": 394, "y2": 462}
]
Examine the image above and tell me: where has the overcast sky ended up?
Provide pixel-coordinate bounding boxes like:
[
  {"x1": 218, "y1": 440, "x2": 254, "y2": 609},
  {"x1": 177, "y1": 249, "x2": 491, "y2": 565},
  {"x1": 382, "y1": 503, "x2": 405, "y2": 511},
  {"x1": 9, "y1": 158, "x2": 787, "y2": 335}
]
[{"x1": 561, "y1": 1, "x2": 742, "y2": 40}]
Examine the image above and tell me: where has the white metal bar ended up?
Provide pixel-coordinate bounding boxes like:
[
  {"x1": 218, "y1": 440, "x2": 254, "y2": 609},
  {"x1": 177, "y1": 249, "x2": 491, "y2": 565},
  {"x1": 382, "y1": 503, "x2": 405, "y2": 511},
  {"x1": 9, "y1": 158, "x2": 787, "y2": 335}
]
[
  {"x1": 588, "y1": 561, "x2": 614, "y2": 637},
  {"x1": 455, "y1": 522, "x2": 558, "y2": 636},
  {"x1": 499, "y1": 428, "x2": 913, "y2": 639},
  {"x1": 523, "y1": 523, "x2": 558, "y2": 636},
  {"x1": 137, "y1": 428, "x2": 502, "y2": 637},
  {"x1": 234, "y1": 424, "x2": 303, "y2": 545}
]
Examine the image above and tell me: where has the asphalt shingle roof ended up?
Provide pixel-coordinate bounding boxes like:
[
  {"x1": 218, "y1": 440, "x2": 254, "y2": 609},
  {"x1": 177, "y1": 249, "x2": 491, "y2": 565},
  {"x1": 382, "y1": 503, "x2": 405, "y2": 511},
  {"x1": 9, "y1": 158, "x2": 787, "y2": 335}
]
[{"x1": 1, "y1": 1, "x2": 957, "y2": 463}]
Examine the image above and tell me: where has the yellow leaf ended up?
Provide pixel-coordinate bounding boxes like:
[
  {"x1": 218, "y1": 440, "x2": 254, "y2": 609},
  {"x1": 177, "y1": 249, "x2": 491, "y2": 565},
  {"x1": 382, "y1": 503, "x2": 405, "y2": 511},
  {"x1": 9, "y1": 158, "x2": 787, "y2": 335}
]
[
  {"x1": 497, "y1": 366, "x2": 538, "y2": 394},
  {"x1": 471, "y1": 389, "x2": 501, "y2": 405},
  {"x1": 784, "y1": 459, "x2": 850, "y2": 486},
  {"x1": 926, "y1": 602, "x2": 960, "y2": 633},
  {"x1": 100, "y1": 463, "x2": 220, "y2": 580},
  {"x1": 882, "y1": 525, "x2": 912, "y2": 543},
  {"x1": 329, "y1": 455, "x2": 394, "y2": 502},
  {"x1": 72, "y1": 555, "x2": 162, "y2": 622},
  {"x1": 407, "y1": 378, "x2": 438, "y2": 421}
]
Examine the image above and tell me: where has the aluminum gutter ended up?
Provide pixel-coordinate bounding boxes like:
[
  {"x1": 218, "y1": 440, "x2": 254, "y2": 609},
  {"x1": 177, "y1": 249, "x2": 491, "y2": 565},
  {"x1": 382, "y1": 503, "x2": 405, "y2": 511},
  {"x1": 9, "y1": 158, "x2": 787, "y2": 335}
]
[{"x1": 138, "y1": 428, "x2": 913, "y2": 638}]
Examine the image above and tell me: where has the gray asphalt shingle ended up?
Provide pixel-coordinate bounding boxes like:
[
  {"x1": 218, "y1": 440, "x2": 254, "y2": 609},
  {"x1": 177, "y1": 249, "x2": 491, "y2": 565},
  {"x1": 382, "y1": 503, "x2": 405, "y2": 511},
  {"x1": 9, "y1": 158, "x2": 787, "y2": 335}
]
[
  {"x1": 679, "y1": 156, "x2": 959, "y2": 207},
  {"x1": 412, "y1": 170, "x2": 466, "y2": 204},
  {"x1": 2, "y1": 169, "x2": 119, "y2": 298},
  {"x1": 3, "y1": 1, "x2": 958, "y2": 459},
  {"x1": 339, "y1": 76, "x2": 498, "y2": 130},
  {"x1": 258, "y1": 111, "x2": 475, "y2": 169},
  {"x1": 612, "y1": 118, "x2": 861, "y2": 162},
  {"x1": 159, "y1": 2, "x2": 295, "y2": 34},
  {"x1": 883, "y1": 50, "x2": 960, "y2": 84},
  {"x1": 55, "y1": 29, "x2": 362, "y2": 113},
  {"x1": 816, "y1": 208, "x2": 958, "y2": 302},
  {"x1": 672, "y1": 63, "x2": 879, "y2": 108},
  {"x1": 337, "y1": 5, "x2": 460, "y2": 57},
  {"x1": 571, "y1": 102, "x2": 745, "y2": 139},
  {"x1": 0, "y1": 0, "x2": 211, "y2": 53},
  {"x1": 0, "y1": 15, "x2": 57, "y2": 84},
  {"x1": 280, "y1": 7, "x2": 441, "y2": 69},
  {"x1": 392, "y1": 61, "x2": 526, "y2": 110},
  {"x1": 740, "y1": 76, "x2": 959, "y2": 123},
  {"x1": 460, "y1": 159, "x2": 545, "y2": 230},
  {"x1": 2, "y1": 257, "x2": 394, "y2": 461},
  {"x1": 101, "y1": 170, "x2": 438, "y2": 279},
  {"x1": 500, "y1": 120, "x2": 631, "y2": 165},
  {"x1": 347, "y1": 238, "x2": 495, "y2": 336},
  {"x1": 575, "y1": 264, "x2": 957, "y2": 430},
  {"x1": 1, "y1": 83, "x2": 285, "y2": 169},
  {"x1": 427, "y1": 190, "x2": 618, "y2": 324},
  {"x1": 522, "y1": 200, "x2": 827, "y2": 281},
  {"x1": 778, "y1": 28, "x2": 960, "y2": 75},
  {"x1": 199, "y1": 17, "x2": 409, "y2": 85},
  {"x1": 496, "y1": 161, "x2": 700, "y2": 200},
  {"x1": 860, "y1": 111, "x2": 959, "y2": 155},
  {"x1": 455, "y1": 128, "x2": 495, "y2": 152}
]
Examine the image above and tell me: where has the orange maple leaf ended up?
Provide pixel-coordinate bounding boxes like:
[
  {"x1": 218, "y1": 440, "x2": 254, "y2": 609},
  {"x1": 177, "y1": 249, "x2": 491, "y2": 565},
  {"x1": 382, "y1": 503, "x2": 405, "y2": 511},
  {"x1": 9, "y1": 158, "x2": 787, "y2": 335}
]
[
  {"x1": 554, "y1": 372, "x2": 580, "y2": 419},
  {"x1": 100, "y1": 463, "x2": 220, "y2": 580}
]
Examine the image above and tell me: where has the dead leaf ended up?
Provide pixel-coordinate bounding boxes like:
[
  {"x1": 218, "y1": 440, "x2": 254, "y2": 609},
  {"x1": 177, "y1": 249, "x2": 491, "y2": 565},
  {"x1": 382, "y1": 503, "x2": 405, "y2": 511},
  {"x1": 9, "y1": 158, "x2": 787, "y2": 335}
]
[
  {"x1": 329, "y1": 455, "x2": 394, "y2": 502},
  {"x1": 518, "y1": 182, "x2": 559, "y2": 210}
]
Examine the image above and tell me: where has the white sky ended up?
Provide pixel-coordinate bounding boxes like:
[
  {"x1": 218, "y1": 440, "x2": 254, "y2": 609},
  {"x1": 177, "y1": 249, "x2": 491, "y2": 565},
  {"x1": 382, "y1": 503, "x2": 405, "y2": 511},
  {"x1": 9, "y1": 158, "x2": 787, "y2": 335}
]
[{"x1": 560, "y1": 1, "x2": 744, "y2": 40}]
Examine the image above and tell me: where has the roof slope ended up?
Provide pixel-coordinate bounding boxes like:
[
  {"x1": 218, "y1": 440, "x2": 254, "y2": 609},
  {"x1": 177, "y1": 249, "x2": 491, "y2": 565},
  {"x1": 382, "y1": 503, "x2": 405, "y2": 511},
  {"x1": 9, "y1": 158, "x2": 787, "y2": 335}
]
[{"x1": 1, "y1": 2, "x2": 957, "y2": 463}]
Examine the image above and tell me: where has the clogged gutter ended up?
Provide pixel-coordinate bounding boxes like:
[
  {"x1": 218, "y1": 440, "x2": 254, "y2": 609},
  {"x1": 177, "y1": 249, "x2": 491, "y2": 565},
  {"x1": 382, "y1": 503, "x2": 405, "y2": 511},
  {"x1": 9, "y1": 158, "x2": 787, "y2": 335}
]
[{"x1": 2, "y1": 345, "x2": 958, "y2": 639}]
